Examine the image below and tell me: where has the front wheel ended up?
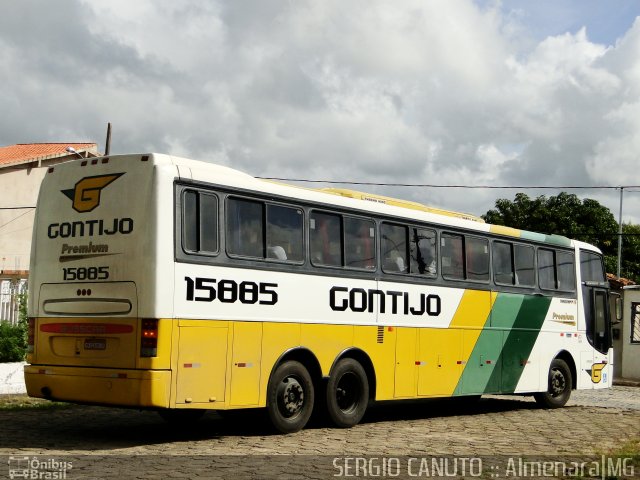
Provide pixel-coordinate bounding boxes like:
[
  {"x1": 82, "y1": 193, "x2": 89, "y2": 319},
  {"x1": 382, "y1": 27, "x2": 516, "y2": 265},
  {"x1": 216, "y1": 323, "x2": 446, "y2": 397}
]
[
  {"x1": 266, "y1": 360, "x2": 314, "y2": 433},
  {"x1": 534, "y1": 358, "x2": 572, "y2": 408},
  {"x1": 326, "y1": 358, "x2": 369, "y2": 428}
]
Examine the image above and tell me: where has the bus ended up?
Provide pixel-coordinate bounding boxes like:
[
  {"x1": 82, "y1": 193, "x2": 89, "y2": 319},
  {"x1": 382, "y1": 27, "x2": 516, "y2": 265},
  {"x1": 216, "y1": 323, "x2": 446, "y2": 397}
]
[{"x1": 25, "y1": 153, "x2": 618, "y2": 433}]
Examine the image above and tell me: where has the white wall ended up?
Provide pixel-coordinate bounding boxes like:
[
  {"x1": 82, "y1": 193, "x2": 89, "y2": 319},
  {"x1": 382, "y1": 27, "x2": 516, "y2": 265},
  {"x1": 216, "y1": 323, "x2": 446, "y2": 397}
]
[
  {"x1": 0, "y1": 362, "x2": 26, "y2": 394},
  {"x1": 0, "y1": 165, "x2": 47, "y2": 273},
  {"x1": 621, "y1": 287, "x2": 640, "y2": 380}
]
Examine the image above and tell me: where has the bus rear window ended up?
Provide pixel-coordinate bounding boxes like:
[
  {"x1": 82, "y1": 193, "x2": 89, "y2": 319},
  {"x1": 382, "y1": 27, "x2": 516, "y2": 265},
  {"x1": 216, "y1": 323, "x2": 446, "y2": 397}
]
[{"x1": 182, "y1": 190, "x2": 218, "y2": 254}]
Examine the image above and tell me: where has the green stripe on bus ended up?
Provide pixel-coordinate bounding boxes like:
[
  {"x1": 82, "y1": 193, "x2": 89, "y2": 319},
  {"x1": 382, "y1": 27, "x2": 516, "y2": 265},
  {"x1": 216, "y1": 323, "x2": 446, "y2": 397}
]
[
  {"x1": 544, "y1": 234, "x2": 572, "y2": 247},
  {"x1": 519, "y1": 230, "x2": 547, "y2": 243},
  {"x1": 491, "y1": 295, "x2": 552, "y2": 393},
  {"x1": 454, "y1": 293, "x2": 552, "y2": 395}
]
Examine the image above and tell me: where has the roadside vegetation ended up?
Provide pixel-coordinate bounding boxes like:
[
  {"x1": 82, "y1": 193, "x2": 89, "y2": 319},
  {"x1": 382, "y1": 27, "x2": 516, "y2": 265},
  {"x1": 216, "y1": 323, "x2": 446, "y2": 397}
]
[{"x1": 0, "y1": 293, "x2": 27, "y2": 362}]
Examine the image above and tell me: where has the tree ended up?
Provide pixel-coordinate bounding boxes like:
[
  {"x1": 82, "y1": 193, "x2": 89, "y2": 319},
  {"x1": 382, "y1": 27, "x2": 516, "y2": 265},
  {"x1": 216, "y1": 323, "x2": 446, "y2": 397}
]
[
  {"x1": 481, "y1": 192, "x2": 639, "y2": 280},
  {"x1": 620, "y1": 223, "x2": 640, "y2": 282}
]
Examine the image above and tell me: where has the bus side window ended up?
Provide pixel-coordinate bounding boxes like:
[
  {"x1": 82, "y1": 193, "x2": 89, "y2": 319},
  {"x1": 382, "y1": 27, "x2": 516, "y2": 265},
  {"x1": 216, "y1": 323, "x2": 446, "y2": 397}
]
[
  {"x1": 381, "y1": 223, "x2": 408, "y2": 273},
  {"x1": 556, "y1": 251, "x2": 575, "y2": 291},
  {"x1": 441, "y1": 233, "x2": 464, "y2": 280},
  {"x1": 183, "y1": 190, "x2": 218, "y2": 254},
  {"x1": 344, "y1": 217, "x2": 376, "y2": 270},
  {"x1": 466, "y1": 236, "x2": 489, "y2": 282},
  {"x1": 266, "y1": 204, "x2": 303, "y2": 262},
  {"x1": 227, "y1": 198, "x2": 264, "y2": 258},
  {"x1": 493, "y1": 241, "x2": 514, "y2": 285},
  {"x1": 310, "y1": 212, "x2": 342, "y2": 267},
  {"x1": 410, "y1": 228, "x2": 436, "y2": 276},
  {"x1": 537, "y1": 248, "x2": 556, "y2": 290},
  {"x1": 514, "y1": 244, "x2": 535, "y2": 286}
]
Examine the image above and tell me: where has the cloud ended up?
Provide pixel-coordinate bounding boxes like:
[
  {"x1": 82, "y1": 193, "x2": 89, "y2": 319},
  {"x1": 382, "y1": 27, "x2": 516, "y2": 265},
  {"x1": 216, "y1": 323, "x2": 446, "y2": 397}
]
[{"x1": 1, "y1": 0, "x2": 639, "y2": 222}]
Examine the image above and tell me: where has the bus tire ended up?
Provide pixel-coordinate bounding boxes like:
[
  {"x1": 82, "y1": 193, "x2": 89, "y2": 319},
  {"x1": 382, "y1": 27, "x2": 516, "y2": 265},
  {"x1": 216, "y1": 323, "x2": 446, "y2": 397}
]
[
  {"x1": 534, "y1": 358, "x2": 572, "y2": 408},
  {"x1": 267, "y1": 360, "x2": 314, "y2": 433},
  {"x1": 326, "y1": 358, "x2": 369, "y2": 428}
]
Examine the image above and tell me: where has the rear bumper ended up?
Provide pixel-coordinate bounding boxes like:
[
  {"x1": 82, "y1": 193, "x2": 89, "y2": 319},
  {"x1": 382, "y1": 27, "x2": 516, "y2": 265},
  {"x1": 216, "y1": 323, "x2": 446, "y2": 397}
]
[{"x1": 24, "y1": 365, "x2": 171, "y2": 408}]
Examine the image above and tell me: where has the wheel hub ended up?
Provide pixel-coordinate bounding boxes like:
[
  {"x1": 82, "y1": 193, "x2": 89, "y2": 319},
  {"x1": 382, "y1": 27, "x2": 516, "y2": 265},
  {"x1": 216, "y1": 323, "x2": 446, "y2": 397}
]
[
  {"x1": 550, "y1": 368, "x2": 566, "y2": 396},
  {"x1": 281, "y1": 377, "x2": 304, "y2": 415}
]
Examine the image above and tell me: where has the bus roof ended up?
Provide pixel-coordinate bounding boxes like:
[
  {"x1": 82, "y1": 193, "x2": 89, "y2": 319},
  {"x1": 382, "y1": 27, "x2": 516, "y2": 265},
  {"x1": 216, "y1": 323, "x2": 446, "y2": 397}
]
[{"x1": 101, "y1": 153, "x2": 580, "y2": 250}]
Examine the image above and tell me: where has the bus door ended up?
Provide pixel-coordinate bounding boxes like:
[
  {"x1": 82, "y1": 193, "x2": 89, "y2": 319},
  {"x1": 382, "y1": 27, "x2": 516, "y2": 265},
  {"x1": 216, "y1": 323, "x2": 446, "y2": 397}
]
[
  {"x1": 580, "y1": 249, "x2": 613, "y2": 388},
  {"x1": 582, "y1": 282, "x2": 612, "y2": 388}
]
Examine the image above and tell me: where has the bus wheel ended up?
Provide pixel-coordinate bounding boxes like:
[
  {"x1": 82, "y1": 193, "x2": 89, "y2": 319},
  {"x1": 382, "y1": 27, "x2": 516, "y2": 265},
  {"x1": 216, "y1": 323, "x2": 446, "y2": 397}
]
[
  {"x1": 534, "y1": 358, "x2": 572, "y2": 408},
  {"x1": 326, "y1": 358, "x2": 369, "y2": 428},
  {"x1": 267, "y1": 360, "x2": 314, "y2": 433}
]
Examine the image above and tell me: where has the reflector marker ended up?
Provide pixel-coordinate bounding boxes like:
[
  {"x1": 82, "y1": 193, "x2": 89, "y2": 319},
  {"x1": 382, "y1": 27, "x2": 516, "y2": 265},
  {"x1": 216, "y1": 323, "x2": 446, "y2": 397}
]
[
  {"x1": 183, "y1": 363, "x2": 201, "y2": 369},
  {"x1": 235, "y1": 362, "x2": 254, "y2": 368},
  {"x1": 41, "y1": 323, "x2": 133, "y2": 334}
]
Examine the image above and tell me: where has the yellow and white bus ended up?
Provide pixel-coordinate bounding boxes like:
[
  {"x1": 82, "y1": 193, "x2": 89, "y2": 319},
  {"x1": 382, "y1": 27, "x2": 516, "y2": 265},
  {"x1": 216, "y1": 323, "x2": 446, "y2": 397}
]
[{"x1": 25, "y1": 153, "x2": 617, "y2": 433}]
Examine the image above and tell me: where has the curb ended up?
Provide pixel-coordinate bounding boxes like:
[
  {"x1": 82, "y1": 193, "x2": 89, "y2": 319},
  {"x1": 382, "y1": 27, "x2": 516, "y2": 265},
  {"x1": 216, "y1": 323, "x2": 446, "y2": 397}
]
[{"x1": 613, "y1": 378, "x2": 640, "y2": 387}]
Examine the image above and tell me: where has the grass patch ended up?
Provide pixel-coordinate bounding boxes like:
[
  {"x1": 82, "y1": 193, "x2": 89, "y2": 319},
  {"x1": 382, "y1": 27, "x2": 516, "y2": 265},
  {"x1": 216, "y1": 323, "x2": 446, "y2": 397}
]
[
  {"x1": 606, "y1": 438, "x2": 640, "y2": 464},
  {"x1": 0, "y1": 394, "x2": 71, "y2": 410}
]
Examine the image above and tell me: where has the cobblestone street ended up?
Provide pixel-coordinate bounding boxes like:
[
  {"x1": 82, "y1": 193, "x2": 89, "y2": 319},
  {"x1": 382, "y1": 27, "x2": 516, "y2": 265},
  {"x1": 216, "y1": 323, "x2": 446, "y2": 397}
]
[{"x1": 1, "y1": 386, "x2": 638, "y2": 478}]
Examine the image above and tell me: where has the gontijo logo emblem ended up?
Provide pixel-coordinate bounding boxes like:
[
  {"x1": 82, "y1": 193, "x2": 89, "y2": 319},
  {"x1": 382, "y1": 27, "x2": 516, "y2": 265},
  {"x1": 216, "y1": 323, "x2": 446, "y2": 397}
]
[{"x1": 61, "y1": 173, "x2": 124, "y2": 212}]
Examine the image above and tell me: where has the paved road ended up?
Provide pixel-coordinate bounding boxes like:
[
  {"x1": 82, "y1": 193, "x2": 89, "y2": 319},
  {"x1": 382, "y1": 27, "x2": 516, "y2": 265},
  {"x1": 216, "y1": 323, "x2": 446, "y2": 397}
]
[{"x1": 1, "y1": 387, "x2": 638, "y2": 479}]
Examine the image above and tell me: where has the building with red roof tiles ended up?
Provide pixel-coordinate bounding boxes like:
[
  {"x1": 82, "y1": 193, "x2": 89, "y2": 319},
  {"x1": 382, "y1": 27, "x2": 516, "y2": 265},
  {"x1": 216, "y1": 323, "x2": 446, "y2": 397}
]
[{"x1": 0, "y1": 143, "x2": 99, "y2": 322}]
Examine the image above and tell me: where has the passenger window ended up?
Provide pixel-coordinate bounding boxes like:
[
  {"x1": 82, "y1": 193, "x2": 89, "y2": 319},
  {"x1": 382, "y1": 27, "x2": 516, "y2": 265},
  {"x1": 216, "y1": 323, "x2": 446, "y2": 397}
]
[
  {"x1": 538, "y1": 249, "x2": 556, "y2": 290},
  {"x1": 556, "y1": 251, "x2": 576, "y2": 291},
  {"x1": 410, "y1": 228, "x2": 436, "y2": 276},
  {"x1": 182, "y1": 190, "x2": 218, "y2": 254},
  {"x1": 441, "y1": 234, "x2": 465, "y2": 280},
  {"x1": 227, "y1": 198, "x2": 264, "y2": 258},
  {"x1": 514, "y1": 244, "x2": 535, "y2": 287},
  {"x1": 466, "y1": 236, "x2": 489, "y2": 281},
  {"x1": 493, "y1": 241, "x2": 514, "y2": 285},
  {"x1": 310, "y1": 212, "x2": 342, "y2": 267},
  {"x1": 382, "y1": 223, "x2": 408, "y2": 273},
  {"x1": 266, "y1": 204, "x2": 303, "y2": 262},
  {"x1": 345, "y1": 217, "x2": 376, "y2": 270}
]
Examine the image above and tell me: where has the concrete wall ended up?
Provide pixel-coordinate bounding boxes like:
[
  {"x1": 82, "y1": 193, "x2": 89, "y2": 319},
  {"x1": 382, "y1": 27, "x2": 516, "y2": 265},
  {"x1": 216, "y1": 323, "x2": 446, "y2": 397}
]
[
  {"x1": 0, "y1": 362, "x2": 26, "y2": 394},
  {"x1": 0, "y1": 165, "x2": 46, "y2": 273},
  {"x1": 621, "y1": 287, "x2": 640, "y2": 380}
]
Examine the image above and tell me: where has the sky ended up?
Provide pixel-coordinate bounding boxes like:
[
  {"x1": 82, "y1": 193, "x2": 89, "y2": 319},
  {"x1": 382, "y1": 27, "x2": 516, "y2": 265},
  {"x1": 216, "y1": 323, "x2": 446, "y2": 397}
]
[{"x1": 1, "y1": 0, "x2": 640, "y2": 225}]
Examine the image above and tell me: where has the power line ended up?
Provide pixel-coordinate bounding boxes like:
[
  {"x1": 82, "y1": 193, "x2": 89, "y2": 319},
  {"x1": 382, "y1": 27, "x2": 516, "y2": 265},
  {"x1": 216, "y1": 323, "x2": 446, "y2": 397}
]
[{"x1": 0, "y1": 207, "x2": 36, "y2": 210}]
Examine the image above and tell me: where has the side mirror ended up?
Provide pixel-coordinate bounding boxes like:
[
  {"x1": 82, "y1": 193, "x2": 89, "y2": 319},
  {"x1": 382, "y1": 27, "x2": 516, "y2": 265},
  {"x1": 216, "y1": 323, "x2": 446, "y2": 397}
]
[{"x1": 611, "y1": 293, "x2": 623, "y2": 324}]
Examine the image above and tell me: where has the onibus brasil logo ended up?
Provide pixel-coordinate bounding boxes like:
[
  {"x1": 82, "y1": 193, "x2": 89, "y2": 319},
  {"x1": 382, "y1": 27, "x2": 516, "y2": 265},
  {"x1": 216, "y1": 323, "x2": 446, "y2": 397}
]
[{"x1": 61, "y1": 173, "x2": 124, "y2": 213}]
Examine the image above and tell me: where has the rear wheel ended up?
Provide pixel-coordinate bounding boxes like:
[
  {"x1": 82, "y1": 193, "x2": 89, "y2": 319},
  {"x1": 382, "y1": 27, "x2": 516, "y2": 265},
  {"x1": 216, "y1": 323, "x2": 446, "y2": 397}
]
[
  {"x1": 534, "y1": 358, "x2": 572, "y2": 408},
  {"x1": 326, "y1": 358, "x2": 369, "y2": 428},
  {"x1": 266, "y1": 360, "x2": 314, "y2": 433}
]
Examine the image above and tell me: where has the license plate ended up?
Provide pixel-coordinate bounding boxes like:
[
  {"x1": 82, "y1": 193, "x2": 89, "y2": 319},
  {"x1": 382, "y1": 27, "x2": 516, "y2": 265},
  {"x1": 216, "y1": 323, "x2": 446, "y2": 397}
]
[{"x1": 84, "y1": 338, "x2": 107, "y2": 350}]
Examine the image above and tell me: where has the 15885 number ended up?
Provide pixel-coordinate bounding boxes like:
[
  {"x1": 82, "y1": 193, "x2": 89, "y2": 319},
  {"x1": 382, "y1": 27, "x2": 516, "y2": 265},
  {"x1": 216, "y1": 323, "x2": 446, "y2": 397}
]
[
  {"x1": 185, "y1": 276, "x2": 278, "y2": 305},
  {"x1": 63, "y1": 266, "x2": 109, "y2": 281}
]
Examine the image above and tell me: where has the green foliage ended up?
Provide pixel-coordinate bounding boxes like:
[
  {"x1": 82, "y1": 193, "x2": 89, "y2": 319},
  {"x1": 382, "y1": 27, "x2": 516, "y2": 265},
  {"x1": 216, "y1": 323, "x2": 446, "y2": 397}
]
[
  {"x1": 0, "y1": 293, "x2": 28, "y2": 363},
  {"x1": 482, "y1": 192, "x2": 640, "y2": 282},
  {"x1": 620, "y1": 223, "x2": 640, "y2": 282}
]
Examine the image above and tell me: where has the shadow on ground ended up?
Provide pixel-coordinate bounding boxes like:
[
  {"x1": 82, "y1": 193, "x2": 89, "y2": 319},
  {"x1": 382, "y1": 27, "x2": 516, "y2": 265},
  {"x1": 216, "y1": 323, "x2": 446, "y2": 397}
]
[{"x1": 0, "y1": 395, "x2": 548, "y2": 451}]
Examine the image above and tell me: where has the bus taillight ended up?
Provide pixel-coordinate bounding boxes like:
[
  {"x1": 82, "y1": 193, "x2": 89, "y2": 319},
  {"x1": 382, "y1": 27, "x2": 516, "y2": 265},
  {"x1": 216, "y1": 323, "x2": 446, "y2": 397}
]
[
  {"x1": 140, "y1": 318, "x2": 158, "y2": 357},
  {"x1": 27, "y1": 318, "x2": 35, "y2": 353}
]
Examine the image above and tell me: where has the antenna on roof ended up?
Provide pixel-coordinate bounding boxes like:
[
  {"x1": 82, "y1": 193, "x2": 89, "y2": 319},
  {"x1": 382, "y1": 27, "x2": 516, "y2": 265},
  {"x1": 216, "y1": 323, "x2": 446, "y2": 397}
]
[
  {"x1": 65, "y1": 146, "x2": 85, "y2": 159},
  {"x1": 105, "y1": 122, "x2": 112, "y2": 156}
]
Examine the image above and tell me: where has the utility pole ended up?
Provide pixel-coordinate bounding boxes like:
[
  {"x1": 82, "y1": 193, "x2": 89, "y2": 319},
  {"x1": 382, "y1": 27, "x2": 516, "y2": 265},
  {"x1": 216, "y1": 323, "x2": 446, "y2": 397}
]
[{"x1": 617, "y1": 187, "x2": 623, "y2": 278}]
